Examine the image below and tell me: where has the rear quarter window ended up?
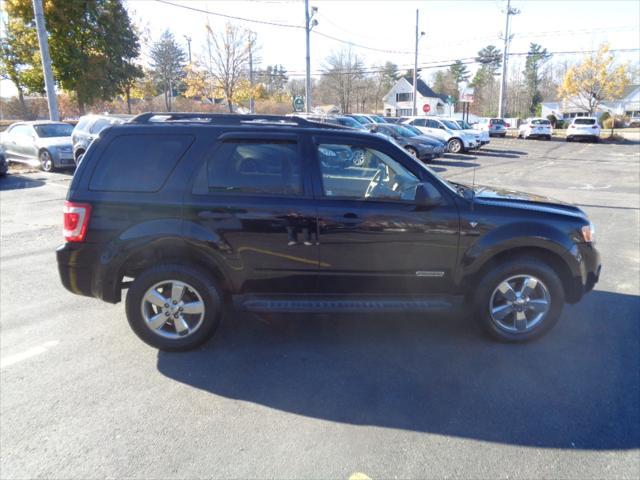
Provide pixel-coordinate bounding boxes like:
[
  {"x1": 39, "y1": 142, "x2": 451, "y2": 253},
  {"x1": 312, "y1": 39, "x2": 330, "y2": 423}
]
[{"x1": 89, "y1": 134, "x2": 194, "y2": 192}]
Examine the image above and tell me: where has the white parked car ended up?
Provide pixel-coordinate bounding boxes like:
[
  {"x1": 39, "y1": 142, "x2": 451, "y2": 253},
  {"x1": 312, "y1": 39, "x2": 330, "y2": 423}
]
[
  {"x1": 454, "y1": 119, "x2": 490, "y2": 147},
  {"x1": 518, "y1": 118, "x2": 552, "y2": 140},
  {"x1": 474, "y1": 117, "x2": 508, "y2": 137},
  {"x1": 566, "y1": 117, "x2": 601, "y2": 142},
  {"x1": 402, "y1": 116, "x2": 478, "y2": 153}
]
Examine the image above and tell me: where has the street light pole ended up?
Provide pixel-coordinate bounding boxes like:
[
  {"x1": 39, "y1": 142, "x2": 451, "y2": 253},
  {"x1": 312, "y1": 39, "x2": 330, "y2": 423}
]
[
  {"x1": 184, "y1": 35, "x2": 192, "y2": 63},
  {"x1": 32, "y1": 0, "x2": 59, "y2": 121},
  {"x1": 412, "y1": 9, "x2": 419, "y2": 116},
  {"x1": 248, "y1": 33, "x2": 255, "y2": 113},
  {"x1": 498, "y1": 0, "x2": 519, "y2": 118}
]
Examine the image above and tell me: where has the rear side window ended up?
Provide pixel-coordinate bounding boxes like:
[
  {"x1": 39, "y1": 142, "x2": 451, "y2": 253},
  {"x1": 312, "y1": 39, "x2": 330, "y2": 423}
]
[
  {"x1": 75, "y1": 117, "x2": 92, "y2": 132},
  {"x1": 90, "y1": 118, "x2": 111, "y2": 134},
  {"x1": 207, "y1": 140, "x2": 302, "y2": 196},
  {"x1": 574, "y1": 118, "x2": 596, "y2": 125},
  {"x1": 90, "y1": 134, "x2": 193, "y2": 192}
]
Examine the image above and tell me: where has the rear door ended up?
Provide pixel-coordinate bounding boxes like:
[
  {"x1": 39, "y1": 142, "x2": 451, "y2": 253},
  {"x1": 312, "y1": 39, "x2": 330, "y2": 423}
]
[
  {"x1": 183, "y1": 131, "x2": 319, "y2": 294},
  {"x1": 311, "y1": 135, "x2": 460, "y2": 295}
]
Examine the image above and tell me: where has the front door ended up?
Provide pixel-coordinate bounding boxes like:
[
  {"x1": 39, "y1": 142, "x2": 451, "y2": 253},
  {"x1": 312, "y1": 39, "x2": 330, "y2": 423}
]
[
  {"x1": 183, "y1": 132, "x2": 319, "y2": 294},
  {"x1": 312, "y1": 137, "x2": 460, "y2": 295}
]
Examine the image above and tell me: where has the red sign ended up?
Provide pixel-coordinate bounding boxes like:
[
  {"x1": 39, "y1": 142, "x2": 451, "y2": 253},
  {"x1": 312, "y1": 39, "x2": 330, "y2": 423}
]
[{"x1": 422, "y1": 104, "x2": 431, "y2": 113}]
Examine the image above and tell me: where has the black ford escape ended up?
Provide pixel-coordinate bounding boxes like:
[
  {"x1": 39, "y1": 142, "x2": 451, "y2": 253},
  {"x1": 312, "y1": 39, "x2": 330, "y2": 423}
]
[{"x1": 57, "y1": 113, "x2": 601, "y2": 351}]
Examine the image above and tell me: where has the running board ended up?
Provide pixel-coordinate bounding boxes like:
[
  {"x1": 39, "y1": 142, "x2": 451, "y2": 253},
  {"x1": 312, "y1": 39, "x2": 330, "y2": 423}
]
[{"x1": 233, "y1": 295, "x2": 463, "y2": 314}]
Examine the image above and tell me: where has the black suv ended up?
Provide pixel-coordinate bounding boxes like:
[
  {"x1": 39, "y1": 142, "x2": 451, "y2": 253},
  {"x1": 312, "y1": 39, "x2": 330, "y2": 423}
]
[{"x1": 57, "y1": 113, "x2": 601, "y2": 351}]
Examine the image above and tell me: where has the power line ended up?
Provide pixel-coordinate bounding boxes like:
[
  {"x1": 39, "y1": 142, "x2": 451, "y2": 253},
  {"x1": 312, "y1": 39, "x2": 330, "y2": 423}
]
[
  {"x1": 312, "y1": 30, "x2": 414, "y2": 55},
  {"x1": 155, "y1": 0, "x2": 304, "y2": 29}
]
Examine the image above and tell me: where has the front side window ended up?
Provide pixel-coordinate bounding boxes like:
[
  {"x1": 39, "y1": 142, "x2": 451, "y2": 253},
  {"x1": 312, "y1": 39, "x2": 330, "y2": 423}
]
[
  {"x1": 90, "y1": 118, "x2": 112, "y2": 134},
  {"x1": 207, "y1": 140, "x2": 302, "y2": 196},
  {"x1": 34, "y1": 123, "x2": 73, "y2": 138},
  {"x1": 317, "y1": 143, "x2": 420, "y2": 202},
  {"x1": 426, "y1": 119, "x2": 441, "y2": 129}
]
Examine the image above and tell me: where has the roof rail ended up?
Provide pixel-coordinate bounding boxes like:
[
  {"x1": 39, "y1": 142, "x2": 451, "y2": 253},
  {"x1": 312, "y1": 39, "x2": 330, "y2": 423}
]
[{"x1": 129, "y1": 112, "x2": 350, "y2": 130}]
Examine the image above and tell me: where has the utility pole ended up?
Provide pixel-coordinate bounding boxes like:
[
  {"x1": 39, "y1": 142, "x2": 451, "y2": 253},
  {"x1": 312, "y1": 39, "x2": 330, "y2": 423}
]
[
  {"x1": 498, "y1": 0, "x2": 519, "y2": 118},
  {"x1": 32, "y1": 0, "x2": 59, "y2": 121},
  {"x1": 304, "y1": 0, "x2": 317, "y2": 113},
  {"x1": 248, "y1": 33, "x2": 255, "y2": 113},
  {"x1": 412, "y1": 9, "x2": 425, "y2": 116},
  {"x1": 184, "y1": 35, "x2": 192, "y2": 63}
]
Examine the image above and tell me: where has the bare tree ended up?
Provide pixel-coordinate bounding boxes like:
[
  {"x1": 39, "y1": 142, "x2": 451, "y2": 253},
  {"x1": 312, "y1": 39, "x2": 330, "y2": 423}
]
[
  {"x1": 321, "y1": 48, "x2": 364, "y2": 113},
  {"x1": 204, "y1": 23, "x2": 251, "y2": 112}
]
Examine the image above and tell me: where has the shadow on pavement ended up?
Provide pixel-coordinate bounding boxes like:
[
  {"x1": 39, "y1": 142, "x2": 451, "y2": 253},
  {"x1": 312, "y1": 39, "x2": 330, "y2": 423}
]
[
  {"x1": 431, "y1": 158, "x2": 480, "y2": 169},
  {"x1": 474, "y1": 148, "x2": 528, "y2": 159},
  {"x1": 0, "y1": 174, "x2": 45, "y2": 191},
  {"x1": 157, "y1": 289, "x2": 639, "y2": 450}
]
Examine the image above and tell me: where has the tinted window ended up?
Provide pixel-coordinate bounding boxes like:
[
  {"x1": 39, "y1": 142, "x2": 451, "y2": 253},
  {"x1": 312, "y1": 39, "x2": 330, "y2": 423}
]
[
  {"x1": 490, "y1": 119, "x2": 506, "y2": 126},
  {"x1": 318, "y1": 143, "x2": 419, "y2": 201},
  {"x1": 75, "y1": 117, "x2": 92, "y2": 132},
  {"x1": 207, "y1": 140, "x2": 302, "y2": 196},
  {"x1": 90, "y1": 134, "x2": 193, "y2": 192},
  {"x1": 530, "y1": 119, "x2": 550, "y2": 125},
  {"x1": 426, "y1": 119, "x2": 440, "y2": 128},
  {"x1": 34, "y1": 123, "x2": 73, "y2": 137},
  {"x1": 410, "y1": 118, "x2": 426, "y2": 127},
  {"x1": 574, "y1": 118, "x2": 596, "y2": 125},
  {"x1": 90, "y1": 118, "x2": 112, "y2": 134}
]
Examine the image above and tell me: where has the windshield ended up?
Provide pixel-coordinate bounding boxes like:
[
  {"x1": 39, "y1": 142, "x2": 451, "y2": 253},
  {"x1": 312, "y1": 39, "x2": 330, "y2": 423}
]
[
  {"x1": 442, "y1": 120, "x2": 461, "y2": 130},
  {"x1": 350, "y1": 115, "x2": 369, "y2": 125},
  {"x1": 531, "y1": 119, "x2": 550, "y2": 125},
  {"x1": 457, "y1": 120, "x2": 472, "y2": 129},
  {"x1": 34, "y1": 123, "x2": 74, "y2": 138},
  {"x1": 402, "y1": 124, "x2": 424, "y2": 136},
  {"x1": 574, "y1": 118, "x2": 596, "y2": 125},
  {"x1": 389, "y1": 125, "x2": 418, "y2": 137},
  {"x1": 337, "y1": 117, "x2": 364, "y2": 129}
]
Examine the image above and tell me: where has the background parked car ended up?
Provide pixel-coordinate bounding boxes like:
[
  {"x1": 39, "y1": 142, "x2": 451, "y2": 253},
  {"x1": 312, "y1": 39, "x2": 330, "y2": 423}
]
[
  {"x1": 402, "y1": 116, "x2": 478, "y2": 153},
  {"x1": 566, "y1": 117, "x2": 601, "y2": 142},
  {"x1": 0, "y1": 121, "x2": 74, "y2": 172},
  {"x1": 395, "y1": 124, "x2": 448, "y2": 152},
  {"x1": 72, "y1": 114, "x2": 132, "y2": 164},
  {"x1": 475, "y1": 117, "x2": 508, "y2": 137},
  {"x1": 347, "y1": 114, "x2": 377, "y2": 125},
  {"x1": 518, "y1": 118, "x2": 552, "y2": 140},
  {"x1": 455, "y1": 119, "x2": 490, "y2": 146},
  {"x1": 366, "y1": 123, "x2": 441, "y2": 161}
]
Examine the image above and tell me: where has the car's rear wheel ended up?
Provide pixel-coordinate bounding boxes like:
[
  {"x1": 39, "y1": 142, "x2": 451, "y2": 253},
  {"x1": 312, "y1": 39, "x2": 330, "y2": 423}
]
[
  {"x1": 39, "y1": 150, "x2": 55, "y2": 172},
  {"x1": 125, "y1": 264, "x2": 222, "y2": 351},
  {"x1": 448, "y1": 138, "x2": 463, "y2": 153},
  {"x1": 472, "y1": 257, "x2": 565, "y2": 342}
]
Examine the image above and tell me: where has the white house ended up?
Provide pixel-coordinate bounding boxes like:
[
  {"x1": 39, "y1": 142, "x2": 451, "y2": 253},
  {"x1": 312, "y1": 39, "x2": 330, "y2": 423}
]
[
  {"x1": 541, "y1": 84, "x2": 640, "y2": 121},
  {"x1": 382, "y1": 77, "x2": 453, "y2": 117}
]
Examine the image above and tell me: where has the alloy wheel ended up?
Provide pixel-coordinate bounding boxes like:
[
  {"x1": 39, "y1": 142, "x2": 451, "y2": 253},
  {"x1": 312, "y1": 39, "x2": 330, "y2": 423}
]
[
  {"x1": 40, "y1": 151, "x2": 53, "y2": 172},
  {"x1": 489, "y1": 275, "x2": 551, "y2": 333},
  {"x1": 140, "y1": 280, "x2": 205, "y2": 339}
]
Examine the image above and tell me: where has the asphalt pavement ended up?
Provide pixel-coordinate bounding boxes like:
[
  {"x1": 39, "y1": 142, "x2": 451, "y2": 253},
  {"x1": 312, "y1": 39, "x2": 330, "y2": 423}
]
[{"x1": 1, "y1": 137, "x2": 639, "y2": 479}]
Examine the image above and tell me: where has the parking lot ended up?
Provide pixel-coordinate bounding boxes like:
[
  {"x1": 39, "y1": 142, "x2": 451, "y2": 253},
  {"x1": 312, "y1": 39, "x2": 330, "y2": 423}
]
[{"x1": 1, "y1": 137, "x2": 638, "y2": 479}]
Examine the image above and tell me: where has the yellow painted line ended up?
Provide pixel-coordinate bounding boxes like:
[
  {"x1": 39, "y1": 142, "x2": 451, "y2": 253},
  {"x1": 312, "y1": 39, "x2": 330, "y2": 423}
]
[{"x1": 349, "y1": 473, "x2": 372, "y2": 480}]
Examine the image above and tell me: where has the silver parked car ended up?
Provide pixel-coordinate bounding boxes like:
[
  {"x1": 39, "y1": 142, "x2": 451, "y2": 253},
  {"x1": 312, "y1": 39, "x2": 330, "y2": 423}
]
[{"x1": 0, "y1": 121, "x2": 74, "y2": 172}]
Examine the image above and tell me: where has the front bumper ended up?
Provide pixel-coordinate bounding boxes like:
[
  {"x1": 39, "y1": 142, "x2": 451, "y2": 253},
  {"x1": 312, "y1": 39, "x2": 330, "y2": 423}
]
[{"x1": 570, "y1": 242, "x2": 601, "y2": 302}]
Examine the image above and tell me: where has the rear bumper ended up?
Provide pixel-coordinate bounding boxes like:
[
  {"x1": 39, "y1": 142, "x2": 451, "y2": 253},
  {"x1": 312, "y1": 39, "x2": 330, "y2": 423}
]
[{"x1": 57, "y1": 243, "x2": 121, "y2": 303}]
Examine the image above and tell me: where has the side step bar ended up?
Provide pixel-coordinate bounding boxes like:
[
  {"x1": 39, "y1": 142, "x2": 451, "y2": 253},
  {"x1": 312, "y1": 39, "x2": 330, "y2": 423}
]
[{"x1": 233, "y1": 295, "x2": 463, "y2": 314}]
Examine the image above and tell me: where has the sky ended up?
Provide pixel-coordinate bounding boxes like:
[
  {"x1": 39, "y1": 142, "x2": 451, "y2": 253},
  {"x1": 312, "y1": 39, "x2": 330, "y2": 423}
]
[{"x1": 1, "y1": 0, "x2": 639, "y2": 97}]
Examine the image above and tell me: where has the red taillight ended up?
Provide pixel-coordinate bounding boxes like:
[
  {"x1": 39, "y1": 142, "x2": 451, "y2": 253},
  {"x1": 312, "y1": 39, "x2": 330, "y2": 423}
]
[{"x1": 63, "y1": 201, "x2": 91, "y2": 242}]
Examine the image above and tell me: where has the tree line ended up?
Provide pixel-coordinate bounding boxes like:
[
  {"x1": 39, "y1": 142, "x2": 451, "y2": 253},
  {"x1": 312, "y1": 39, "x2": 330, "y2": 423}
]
[{"x1": 0, "y1": 0, "x2": 632, "y2": 120}]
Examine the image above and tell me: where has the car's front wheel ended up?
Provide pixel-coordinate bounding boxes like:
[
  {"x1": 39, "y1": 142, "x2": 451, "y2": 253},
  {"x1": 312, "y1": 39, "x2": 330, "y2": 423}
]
[
  {"x1": 405, "y1": 146, "x2": 418, "y2": 157},
  {"x1": 448, "y1": 138, "x2": 463, "y2": 153},
  {"x1": 472, "y1": 257, "x2": 565, "y2": 342},
  {"x1": 125, "y1": 264, "x2": 223, "y2": 351},
  {"x1": 39, "y1": 150, "x2": 55, "y2": 172}
]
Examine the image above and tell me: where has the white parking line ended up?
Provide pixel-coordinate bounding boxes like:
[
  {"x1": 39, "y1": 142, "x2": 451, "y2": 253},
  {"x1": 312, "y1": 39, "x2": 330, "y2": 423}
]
[{"x1": 0, "y1": 340, "x2": 59, "y2": 369}]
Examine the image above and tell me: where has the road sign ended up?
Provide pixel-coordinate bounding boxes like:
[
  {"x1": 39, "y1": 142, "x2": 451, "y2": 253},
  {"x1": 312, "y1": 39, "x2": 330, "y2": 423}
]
[
  {"x1": 460, "y1": 87, "x2": 475, "y2": 103},
  {"x1": 422, "y1": 104, "x2": 431, "y2": 113},
  {"x1": 293, "y1": 96, "x2": 305, "y2": 112},
  {"x1": 446, "y1": 95, "x2": 454, "y2": 104}
]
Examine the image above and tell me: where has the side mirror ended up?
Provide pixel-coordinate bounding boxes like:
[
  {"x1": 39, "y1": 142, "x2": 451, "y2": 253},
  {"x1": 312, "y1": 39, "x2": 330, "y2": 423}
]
[{"x1": 414, "y1": 182, "x2": 442, "y2": 207}]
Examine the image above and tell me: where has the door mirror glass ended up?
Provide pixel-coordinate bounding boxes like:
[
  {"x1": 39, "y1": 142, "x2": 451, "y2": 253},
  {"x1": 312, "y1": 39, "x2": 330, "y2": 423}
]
[{"x1": 414, "y1": 182, "x2": 442, "y2": 206}]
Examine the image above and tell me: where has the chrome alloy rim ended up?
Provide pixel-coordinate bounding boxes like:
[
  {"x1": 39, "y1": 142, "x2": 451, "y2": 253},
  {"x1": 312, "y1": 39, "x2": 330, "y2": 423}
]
[
  {"x1": 489, "y1": 275, "x2": 551, "y2": 333},
  {"x1": 141, "y1": 280, "x2": 205, "y2": 339}
]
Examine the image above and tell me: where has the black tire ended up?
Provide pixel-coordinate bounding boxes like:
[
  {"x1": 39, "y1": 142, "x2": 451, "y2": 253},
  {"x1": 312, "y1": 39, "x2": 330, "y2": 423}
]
[
  {"x1": 39, "y1": 149, "x2": 55, "y2": 172},
  {"x1": 472, "y1": 256, "x2": 565, "y2": 343},
  {"x1": 404, "y1": 146, "x2": 418, "y2": 158},
  {"x1": 125, "y1": 264, "x2": 223, "y2": 351},
  {"x1": 74, "y1": 150, "x2": 85, "y2": 166},
  {"x1": 545, "y1": 135, "x2": 551, "y2": 141},
  {"x1": 447, "y1": 138, "x2": 463, "y2": 154},
  {"x1": 566, "y1": 136, "x2": 572, "y2": 142}
]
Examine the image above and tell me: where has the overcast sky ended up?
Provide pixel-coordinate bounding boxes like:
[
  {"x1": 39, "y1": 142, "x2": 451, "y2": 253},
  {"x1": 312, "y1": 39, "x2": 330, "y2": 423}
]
[{"x1": 1, "y1": 0, "x2": 639, "y2": 97}]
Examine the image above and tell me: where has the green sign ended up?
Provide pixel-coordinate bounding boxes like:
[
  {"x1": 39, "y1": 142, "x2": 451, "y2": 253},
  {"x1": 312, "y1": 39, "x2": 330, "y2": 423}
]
[
  {"x1": 446, "y1": 95, "x2": 454, "y2": 104},
  {"x1": 293, "y1": 96, "x2": 305, "y2": 112}
]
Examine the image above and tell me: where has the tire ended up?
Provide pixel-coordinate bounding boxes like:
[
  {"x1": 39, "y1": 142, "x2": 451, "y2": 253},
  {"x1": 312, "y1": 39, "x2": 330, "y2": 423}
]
[
  {"x1": 39, "y1": 149, "x2": 55, "y2": 172},
  {"x1": 472, "y1": 256, "x2": 565, "y2": 343},
  {"x1": 125, "y1": 264, "x2": 223, "y2": 351},
  {"x1": 566, "y1": 136, "x2": 572, "y2": 142},
  {"x1": 545, "y1": 135, "x2": 551, "y2": 141},
  {"x1": 74, "y1": 150, "x2": 85, "y2": 166},
  {"x1": 405, "y1": 146, "x2": 418, "y2": 157},
  {"x1": 447, "y1": 138, "x2": 463, "y2": 154}
]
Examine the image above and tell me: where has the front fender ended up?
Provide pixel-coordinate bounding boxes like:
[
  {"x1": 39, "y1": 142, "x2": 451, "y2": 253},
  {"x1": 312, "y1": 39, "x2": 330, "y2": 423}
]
[{"x1": 456, "y1": 221, "x2": 580, "y2": 284}]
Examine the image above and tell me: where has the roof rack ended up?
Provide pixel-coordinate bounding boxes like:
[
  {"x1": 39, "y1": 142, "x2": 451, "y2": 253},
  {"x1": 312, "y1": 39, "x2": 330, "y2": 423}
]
[{"x1": 129, "y1": 112, "x2": 349, "y2": 130}]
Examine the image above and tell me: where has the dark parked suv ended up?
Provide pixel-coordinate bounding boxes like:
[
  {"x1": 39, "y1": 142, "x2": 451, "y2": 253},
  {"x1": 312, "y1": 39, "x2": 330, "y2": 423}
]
[{"x1": 57, "y1": 113, "x2": 601, "y2": 351}]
